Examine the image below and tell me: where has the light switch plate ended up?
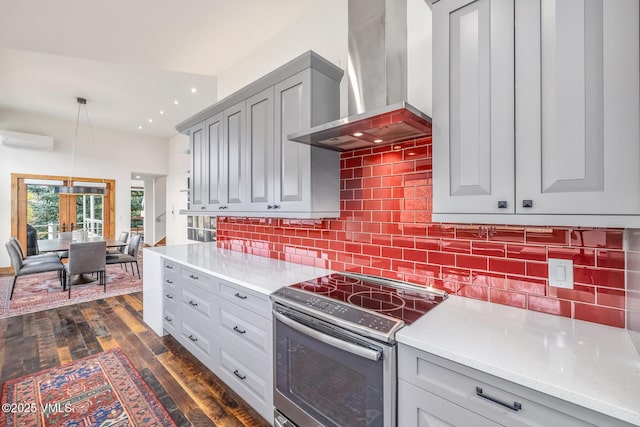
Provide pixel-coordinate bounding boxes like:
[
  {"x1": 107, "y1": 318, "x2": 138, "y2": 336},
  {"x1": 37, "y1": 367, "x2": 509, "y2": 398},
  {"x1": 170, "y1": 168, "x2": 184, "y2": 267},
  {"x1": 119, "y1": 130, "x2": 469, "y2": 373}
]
[{"x1": 548, "y1": 258, "x2": 574, "y2": 289}]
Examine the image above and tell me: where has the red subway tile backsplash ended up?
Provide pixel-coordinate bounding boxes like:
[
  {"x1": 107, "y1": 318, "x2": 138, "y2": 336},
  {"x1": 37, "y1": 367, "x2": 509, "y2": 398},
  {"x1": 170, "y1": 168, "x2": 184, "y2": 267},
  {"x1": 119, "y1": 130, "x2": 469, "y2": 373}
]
[{"x1": 216, "y1": 137, "x2": 627, "y2": 328}]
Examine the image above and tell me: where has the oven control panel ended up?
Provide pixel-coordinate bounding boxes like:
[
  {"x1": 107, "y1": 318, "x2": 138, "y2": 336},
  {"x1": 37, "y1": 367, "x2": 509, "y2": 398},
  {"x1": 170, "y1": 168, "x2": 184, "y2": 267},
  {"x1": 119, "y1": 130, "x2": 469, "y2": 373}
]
[{"x1": 272, "y1": 287, "x2": 401, "y2": 335}]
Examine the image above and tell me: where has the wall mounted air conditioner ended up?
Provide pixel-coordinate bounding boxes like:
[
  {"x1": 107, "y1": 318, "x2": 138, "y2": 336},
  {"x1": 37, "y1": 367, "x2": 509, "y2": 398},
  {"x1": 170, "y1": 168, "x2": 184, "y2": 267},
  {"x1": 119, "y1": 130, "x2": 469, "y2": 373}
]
[{"x1": 1, "y1": 130, "x2": 54, "y2": 150}]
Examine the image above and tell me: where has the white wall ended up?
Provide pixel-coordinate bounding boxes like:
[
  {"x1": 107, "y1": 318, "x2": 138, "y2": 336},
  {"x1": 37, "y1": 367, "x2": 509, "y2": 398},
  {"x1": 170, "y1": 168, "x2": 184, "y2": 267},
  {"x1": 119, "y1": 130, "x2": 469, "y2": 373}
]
[
  {"x1": 216, "y1": 0, "x2": 349, "y2": 115},
  {"x1": 165, "y1": 133, "x2": 190, "y2": 245},
  {"x1": 0, "y1": 108, "x2": 169, "y2": 267}
]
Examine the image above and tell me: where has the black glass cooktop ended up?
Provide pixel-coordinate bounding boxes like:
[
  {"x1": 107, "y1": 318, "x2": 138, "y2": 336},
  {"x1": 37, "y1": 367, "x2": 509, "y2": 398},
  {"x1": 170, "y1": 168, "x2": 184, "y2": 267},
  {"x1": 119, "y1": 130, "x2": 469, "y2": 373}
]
[{"x1": 276, "y1": 273, "x2": 446, "y2": 328}]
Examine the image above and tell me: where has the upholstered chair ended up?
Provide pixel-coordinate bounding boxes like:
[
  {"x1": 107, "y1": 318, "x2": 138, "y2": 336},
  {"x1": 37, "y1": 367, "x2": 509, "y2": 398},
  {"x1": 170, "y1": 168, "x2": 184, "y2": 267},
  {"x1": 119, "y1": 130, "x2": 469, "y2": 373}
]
[
  {"x1": 106, "y1": 233, "x2": 141, "y2": 278},
  {"x1": 64, "y1": 241, "x2": 107, "y2": 298},
  {"x1": 5, "y1": 241, "x2": 65, "y2": 299}
]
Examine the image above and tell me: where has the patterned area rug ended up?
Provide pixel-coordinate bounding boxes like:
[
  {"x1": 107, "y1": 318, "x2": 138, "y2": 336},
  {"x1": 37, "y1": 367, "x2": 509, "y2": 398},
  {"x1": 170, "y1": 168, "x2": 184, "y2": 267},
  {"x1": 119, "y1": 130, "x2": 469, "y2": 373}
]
[
  {"x1": 0, "y1": 348, "x2": 176, "y2": 427},
  {"x1": 0, "y1": 264, "x2": 142, "y2": 319}
]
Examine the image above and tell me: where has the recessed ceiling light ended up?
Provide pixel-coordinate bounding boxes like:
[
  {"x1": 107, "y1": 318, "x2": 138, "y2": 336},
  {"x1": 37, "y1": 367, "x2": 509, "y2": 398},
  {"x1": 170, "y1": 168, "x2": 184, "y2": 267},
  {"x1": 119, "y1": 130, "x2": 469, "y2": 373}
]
[
  {"x1": 374, "y1": 139, "x2": 383, "y2": 143},
  {"x1": 173, "y1": 100, "x2": 179, "y2": 105},
  {"x1": 191, "y1": 87, "x2": 197, "y2": 93},
  {"x1": 135, "y1": 175, "x2": 141, "y2": 179},
  {"x1": 159, "y1": 110, "x2": 164, "y2": 115},
  {"x1": 353, "y1": 132, "x2": 363, "y2": 137},
  {"x1": 148, "y1": 118, "x2": 153, "y2": 123},
  {"x1": 138, "y1": 126, "x2": 143, "y2": 130}
]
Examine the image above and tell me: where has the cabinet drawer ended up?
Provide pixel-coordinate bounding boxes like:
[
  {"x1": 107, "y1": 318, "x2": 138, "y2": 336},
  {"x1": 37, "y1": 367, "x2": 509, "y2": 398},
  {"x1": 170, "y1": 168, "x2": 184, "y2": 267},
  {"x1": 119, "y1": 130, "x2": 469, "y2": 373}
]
[
  {"x1": 181, "y1": 265, "x2": 214, "y2": 291},
  {"x1": 163, "y1": 273, "x2": 178, "y2": 289},
  {"x1": 164, "y1": 260, "x2": 179, "y2": 273},
  {"x1": 180, "y1": 283, "x2": 214, "y2": 322},
  {"x1": 219, "y1": 281, "x2": 270, "y2": 319},
  {"x1": 399, "y1": 379, "x2": 501, "y2": 427},
  {"x1": 218, "y1": 346, "x2": 272, "y2": 421},
  {"x1": 399, "y1": 344, "x2": 614, "y2": 427},
  {"x1": 218, "y1": 299, "x2": 271, "y2": 362},
  {"x1": 163, "y1": 283, "x2": 179, "y2": 304},
  {"x1": 163, "y1": 306, "x2": 178, "y2": 336},
  {"x1": 178, "y1": 315, "x2": 214, "y2": 363}
]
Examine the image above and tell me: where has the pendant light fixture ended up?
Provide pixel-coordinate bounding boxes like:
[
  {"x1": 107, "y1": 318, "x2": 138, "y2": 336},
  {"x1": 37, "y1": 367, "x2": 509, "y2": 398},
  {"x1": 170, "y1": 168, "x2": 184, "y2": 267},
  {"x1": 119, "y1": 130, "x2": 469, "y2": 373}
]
[{"x1": 55, "y1": 97, "x2": 107, "y2": 195}]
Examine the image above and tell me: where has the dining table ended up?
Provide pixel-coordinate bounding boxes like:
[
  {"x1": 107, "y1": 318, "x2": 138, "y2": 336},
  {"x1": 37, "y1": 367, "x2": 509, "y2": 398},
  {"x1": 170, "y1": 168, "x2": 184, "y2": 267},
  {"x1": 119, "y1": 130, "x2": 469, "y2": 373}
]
[
  {"x1": 37, "y1": 237, "x2": 128, "y2": 284},
  {"x1": 37, "y1": 237, "x2": 127, "y2": 253}
]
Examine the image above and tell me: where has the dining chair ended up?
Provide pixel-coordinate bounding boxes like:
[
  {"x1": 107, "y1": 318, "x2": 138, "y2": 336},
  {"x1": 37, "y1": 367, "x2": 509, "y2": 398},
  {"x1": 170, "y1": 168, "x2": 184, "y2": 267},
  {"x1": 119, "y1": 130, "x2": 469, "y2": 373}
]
[
  {"x1": 64, "y1": 241, "x2": 107, "y2": 298},
  {"x1": 107, "y1": 231, "x2": 129, "y2": 256},
  {"x1": 56, "y1": 231, "x2": 73, "y2": 259},
  {"x1": 5, "y1": 241, "x2": 65, "y2": 300},
  {"x1": 9, "y1": 237, "x2": 59, "y2": 264},
  {"x1": 106, "y1": 233, "x2": 141, "y2": 278}
]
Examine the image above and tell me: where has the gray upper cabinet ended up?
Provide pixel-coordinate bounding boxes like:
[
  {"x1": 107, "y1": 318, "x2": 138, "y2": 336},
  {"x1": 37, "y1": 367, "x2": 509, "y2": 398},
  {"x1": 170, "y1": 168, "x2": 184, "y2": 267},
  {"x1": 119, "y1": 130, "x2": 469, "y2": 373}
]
[
  {"x1": 189, "y1": 121, "x2": 207, "y2": 211},
  {"x1": 179, "y1": 51, "x2": 343, "y2": 218},
  {"x1": 432, "y1": 0, "x2": 640, "y2": 227}
]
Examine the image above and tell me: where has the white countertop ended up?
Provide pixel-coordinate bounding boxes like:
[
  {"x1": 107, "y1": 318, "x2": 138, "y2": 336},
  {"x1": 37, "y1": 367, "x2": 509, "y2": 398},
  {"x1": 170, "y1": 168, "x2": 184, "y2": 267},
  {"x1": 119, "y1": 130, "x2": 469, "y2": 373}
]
[
  {"x1": 396, "y1": 296, "x2": 640, "y2": 425},
  {"x1": 146, "y1": 242, "x2": 334, "y2": 295}
]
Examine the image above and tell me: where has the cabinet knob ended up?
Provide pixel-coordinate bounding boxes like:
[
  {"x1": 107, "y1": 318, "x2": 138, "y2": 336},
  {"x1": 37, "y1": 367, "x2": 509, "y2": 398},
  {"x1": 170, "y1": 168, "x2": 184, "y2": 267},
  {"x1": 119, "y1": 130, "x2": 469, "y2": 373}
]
[
  {"x1": 522, "y1": 200, "x2": 533, "y2": 208},
  {"x1": 200, "y1": 206, "x2": 206, "y2": 210},
  {"x1": 497, "y1": 201, "x2": 507, "y2": 209},
  {"x1": 267, "y1": 205, "x2": 273, "y2": 209},
  {"x1": 273, "y1": 204, "x2": 281, "y2": 209}
]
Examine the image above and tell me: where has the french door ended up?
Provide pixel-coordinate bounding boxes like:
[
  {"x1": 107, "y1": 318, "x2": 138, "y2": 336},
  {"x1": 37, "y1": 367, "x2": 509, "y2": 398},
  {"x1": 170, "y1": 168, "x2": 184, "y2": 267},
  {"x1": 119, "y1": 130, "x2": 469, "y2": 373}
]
[{"x1": 11, "y1": 173, "x2": 115, "y2": 251}]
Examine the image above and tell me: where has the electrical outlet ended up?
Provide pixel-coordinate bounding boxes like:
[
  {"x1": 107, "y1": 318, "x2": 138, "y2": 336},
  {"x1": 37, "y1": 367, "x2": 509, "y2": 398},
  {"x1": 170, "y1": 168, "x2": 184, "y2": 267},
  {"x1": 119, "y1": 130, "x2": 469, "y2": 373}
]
[{"x1": 548, "y1": 258, "x2": 574, "y2": 289}]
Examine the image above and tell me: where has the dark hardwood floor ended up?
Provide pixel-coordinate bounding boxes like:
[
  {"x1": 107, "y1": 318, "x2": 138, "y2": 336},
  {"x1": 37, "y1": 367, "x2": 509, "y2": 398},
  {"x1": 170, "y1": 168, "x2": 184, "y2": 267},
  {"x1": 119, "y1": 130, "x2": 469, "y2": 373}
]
[{"x1": 0, "y1": 292, "x2": 270, "y2": 427}]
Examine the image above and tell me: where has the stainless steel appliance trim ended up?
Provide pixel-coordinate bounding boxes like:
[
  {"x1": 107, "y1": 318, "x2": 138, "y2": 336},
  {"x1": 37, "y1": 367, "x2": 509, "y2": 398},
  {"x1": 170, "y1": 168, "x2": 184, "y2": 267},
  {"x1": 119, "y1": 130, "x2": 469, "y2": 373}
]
[
  {"x1": 271, "y1": 292, "x2": 404, "y2": 343},
  {"x1": 341, "y1": 272, "x2": 449, "y2": 298},
  {"x1": 275, "y1": 311, "x2": 382, "y2": 361}
]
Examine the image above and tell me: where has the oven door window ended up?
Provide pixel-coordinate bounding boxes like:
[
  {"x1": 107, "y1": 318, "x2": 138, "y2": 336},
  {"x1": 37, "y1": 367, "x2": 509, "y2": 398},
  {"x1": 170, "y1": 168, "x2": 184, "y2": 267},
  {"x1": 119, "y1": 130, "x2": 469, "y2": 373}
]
[{"x1": 275, "y1": 317, "x2": 385, "y2": 427}]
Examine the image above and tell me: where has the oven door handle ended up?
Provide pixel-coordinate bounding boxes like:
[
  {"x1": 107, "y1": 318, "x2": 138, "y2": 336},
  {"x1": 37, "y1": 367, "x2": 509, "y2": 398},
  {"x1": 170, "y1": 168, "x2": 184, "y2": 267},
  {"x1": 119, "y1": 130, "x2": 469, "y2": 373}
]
[{"x1": 275, "y1": 311, "x2": 382, "y2": 361}]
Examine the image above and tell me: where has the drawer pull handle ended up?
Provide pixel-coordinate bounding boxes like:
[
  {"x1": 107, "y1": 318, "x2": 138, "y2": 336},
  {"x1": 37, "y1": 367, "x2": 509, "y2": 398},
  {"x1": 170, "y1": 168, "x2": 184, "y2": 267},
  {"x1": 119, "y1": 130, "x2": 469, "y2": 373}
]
[
  {"x1": 189, "y1": 274, "x2": 199, "y2": 280},
  {"x1": 164, "y1": 316, "x2": 172, "y2": 322},
  {"x1": 233, "y1": 326, "x2": 246, "y2": 334},
  {"x1": 165, "y1": 294, "x2": 173, "y2": 299},
  {"x1": 234, "y1": 292, "x2": 248, "y2": 300},
  {"x1": 165, "y1": 279, "x2": 173, "y2": 284},
  {"x1": 166, "y1": 265, "x2": 173, "y2": 270},
  {"x1": 476, "y1": 387, "x2": 522, "y2": 411},
  {"x1": 233, "y1": 369, "x2": 246, "y2": 380},
  {"x1": 522, "y1": 199, "x2": 533, "y2": 208},
  {"x1": 188, "y1": 334, "x2": 198, "y2": 342},
  {"x1": 188, "y1": 300, "x2": 198, "y2": 307}
]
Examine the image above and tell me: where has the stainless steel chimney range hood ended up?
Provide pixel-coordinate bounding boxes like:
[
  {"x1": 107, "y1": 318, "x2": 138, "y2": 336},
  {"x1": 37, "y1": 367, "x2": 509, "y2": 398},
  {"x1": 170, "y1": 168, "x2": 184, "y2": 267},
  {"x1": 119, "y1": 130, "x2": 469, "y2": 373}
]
[{"x1": 289, "y1": 0, "x2": 432, "y2": 152}]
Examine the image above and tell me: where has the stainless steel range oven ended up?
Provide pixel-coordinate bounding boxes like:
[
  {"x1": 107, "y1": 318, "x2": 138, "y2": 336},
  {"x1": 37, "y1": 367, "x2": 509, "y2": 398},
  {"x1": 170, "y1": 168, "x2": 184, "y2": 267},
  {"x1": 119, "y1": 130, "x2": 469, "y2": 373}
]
[{"x1": 271, "y1": 273, "x2": 446, "y2": 427}]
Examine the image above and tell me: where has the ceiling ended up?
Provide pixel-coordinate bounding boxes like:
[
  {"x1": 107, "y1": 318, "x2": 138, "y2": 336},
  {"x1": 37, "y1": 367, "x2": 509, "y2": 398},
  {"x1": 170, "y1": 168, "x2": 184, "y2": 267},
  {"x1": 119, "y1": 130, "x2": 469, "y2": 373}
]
[{"x1": 0, "y1": 0, "x2": 326, "y2": 138}]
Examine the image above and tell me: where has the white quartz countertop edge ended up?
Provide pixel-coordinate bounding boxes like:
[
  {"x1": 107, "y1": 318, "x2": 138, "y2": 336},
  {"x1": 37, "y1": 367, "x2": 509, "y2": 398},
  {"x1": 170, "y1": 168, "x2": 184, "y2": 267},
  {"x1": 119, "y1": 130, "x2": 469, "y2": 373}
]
[
  {"x1": 396, "y1": 296, "x2": 640, "y2": 426},
  {"x1": 146, "y1": 243, "x2": 335, "y2": 295}
]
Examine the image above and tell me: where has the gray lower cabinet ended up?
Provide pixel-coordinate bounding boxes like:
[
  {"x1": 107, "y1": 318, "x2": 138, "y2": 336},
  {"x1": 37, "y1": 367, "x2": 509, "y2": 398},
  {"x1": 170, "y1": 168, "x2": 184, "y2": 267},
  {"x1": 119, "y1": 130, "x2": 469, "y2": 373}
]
[
  {"x1": 183, "y1": 50, "x2": 343, "y2": 219},
  {"x1": 161, "y1": 258, "x2": 273, "y2": 421},
  {"x1": 398, "y1": 344, "x2": 633, "y2": 427}
]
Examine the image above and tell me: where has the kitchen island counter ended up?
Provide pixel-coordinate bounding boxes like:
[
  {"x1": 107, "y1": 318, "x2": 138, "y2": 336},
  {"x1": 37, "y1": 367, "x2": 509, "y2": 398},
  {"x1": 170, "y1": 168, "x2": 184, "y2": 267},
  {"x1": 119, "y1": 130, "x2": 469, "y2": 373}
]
[{"x1": 397, "y1": 295, "x2": 640, "y2": 426}]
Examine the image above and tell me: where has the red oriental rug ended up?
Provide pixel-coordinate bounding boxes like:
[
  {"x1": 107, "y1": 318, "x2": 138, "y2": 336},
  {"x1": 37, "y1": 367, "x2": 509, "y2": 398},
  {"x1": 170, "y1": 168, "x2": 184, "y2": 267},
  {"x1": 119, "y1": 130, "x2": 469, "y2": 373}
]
[
  {"x1": 0, "y1": 348, "x2": 176, "y2": 427},
  {"x1": 0, "y1": 264, "x2": 143, "y2": 319}
]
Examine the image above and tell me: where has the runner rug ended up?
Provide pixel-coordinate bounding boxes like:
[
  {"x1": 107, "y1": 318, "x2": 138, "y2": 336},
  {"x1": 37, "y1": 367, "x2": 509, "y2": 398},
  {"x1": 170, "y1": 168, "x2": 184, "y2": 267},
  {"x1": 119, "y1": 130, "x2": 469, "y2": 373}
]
[
  {"x1": 0, "y1": 264, "x2": 143, "y2": 319},
  {"x1": 0, "y1": 348, "x2": 176, "y2": 427}
]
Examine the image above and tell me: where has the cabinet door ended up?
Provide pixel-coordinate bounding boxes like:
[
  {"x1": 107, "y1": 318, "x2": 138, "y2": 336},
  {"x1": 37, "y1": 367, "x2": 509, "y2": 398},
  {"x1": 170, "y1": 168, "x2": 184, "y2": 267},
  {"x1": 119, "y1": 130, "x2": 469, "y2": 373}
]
[
  {"x1": 432, "y1": 0, "x2": 515, "y2": 214},
  {"x1": 224, "y1": 101, "x2": 247, "y2": 210},
  {"x1": 399, "y1": 380, "x2": 501, "y2": 427},
  {"x1": 246, "y1": 88, "x2": 274, "y2": 212},
  {"x1": 273, "y1": 70, "x2": 312, "y2": 212},
  {"x1": 516, "y1": 0, "x2": 640, "y2": 214},
  {"x1": 205, "y1": 112, "x2": 226, "y2": 209},
  {"x1": 189, "y1": 121, "x2": 207, "y2": 210}
]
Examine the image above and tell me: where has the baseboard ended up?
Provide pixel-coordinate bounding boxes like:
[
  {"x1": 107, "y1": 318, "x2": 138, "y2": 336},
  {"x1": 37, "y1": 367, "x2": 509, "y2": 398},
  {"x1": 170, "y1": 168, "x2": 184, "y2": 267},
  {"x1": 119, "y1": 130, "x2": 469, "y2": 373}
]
[{"x1": 0, "y1": 266, "x2": 14, "y2": 276}]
